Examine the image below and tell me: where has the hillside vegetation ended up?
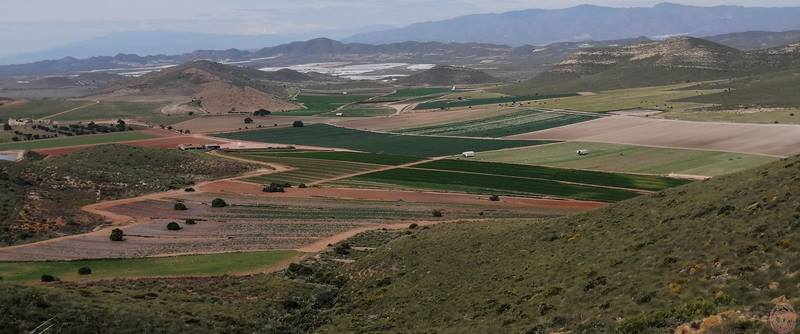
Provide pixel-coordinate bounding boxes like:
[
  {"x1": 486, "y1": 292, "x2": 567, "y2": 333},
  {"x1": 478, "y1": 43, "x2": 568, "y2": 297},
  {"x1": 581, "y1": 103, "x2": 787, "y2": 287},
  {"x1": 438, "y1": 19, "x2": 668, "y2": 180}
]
[
  {"x1": 396, "y1": 65, "x2": 499, "y2": 86},
  {"x1": 0, "y1": 145, "x2": 254, "y2": 245}
]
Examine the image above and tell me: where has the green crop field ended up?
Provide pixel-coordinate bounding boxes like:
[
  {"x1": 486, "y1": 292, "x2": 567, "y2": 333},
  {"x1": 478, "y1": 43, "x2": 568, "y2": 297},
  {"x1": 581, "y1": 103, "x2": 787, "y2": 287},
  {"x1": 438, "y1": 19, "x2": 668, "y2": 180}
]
[
  {"x1": 51, "y1": 101, "x2": 186, "y2": 125},
  {"x1": 332, "y1": 102, "x2": 395, "y2": 117},
  {"x1": 398, "y1": 109, "x2": 599, "y2": 138},
  {"x1": 414, "y1": 94, "x2": 577, "y2": 110},
  {"x1": 215, "y1": 124, "x2": 551, "y2": 157},
  {"x1": 524, "y1": 83, "x2": 724, "y2": 113},
  {"x1": 238, "y1": 150, "x2": 422, "y2": 166},
  {"x1": 0, "y1": 250, "x2": 299, "y2": 282},
  {"x1": 0, "y1": 131, "x2": 156, "y2": 151},
  {"x1": 220, "y1": 150, "x2": 388, "y2": 185},
  {"x1": 350, "y1": 168, "x2": 640, "y2": 202},
  {"x1": 282, "y1": 95, "x2": 372, "y2": 116},
  {"x1": 0, "y1": 99, "x2": 87, "y2": 119},
  {"x1": 474, "y1": 141, "x2": 778, "y2": 177},
  {"x1": 415, "y1": 159, "x2": 690, "y2": 192},
  {"x1": 387, "y1": 87, "x2": 453, "y2": 98}
]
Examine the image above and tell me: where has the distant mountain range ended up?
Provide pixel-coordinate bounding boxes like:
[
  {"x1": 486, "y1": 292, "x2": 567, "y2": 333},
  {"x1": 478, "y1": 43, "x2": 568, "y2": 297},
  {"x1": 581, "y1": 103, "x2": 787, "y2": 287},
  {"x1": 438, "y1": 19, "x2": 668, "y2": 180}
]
[
  {"x1": 704, "y1": 30, "x2": 800, "y2": 50},
  {"x1": 345, "y1": 3, "x2": 800, "y2": 46}
]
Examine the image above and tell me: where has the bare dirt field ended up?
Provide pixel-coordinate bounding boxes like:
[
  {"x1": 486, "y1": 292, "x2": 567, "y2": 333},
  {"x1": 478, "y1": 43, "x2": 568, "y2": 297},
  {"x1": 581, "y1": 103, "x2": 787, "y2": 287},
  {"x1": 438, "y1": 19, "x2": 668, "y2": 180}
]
[
  {"x1": 333, "y1": 108, "x2": 517, "y2": 131},
  {"x1": 509, "y1": 115, "x2": 800, "y2": 157}
]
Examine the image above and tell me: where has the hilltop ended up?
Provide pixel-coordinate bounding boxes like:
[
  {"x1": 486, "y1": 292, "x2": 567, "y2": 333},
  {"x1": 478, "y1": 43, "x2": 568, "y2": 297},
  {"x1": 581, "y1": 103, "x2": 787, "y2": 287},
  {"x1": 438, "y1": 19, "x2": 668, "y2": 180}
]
[
  {"x1": 95, "y1": 60, "x2": 301, "y2": 114},
  {"x1": 396, "y1": 66, "x2": 500, "y2": 86},
  {"x1": 499, "y1": 37, "x2": 799, "y2": 95},
  {"x1": 706, "y1": 30, "x2": 800, "y2": 51}
]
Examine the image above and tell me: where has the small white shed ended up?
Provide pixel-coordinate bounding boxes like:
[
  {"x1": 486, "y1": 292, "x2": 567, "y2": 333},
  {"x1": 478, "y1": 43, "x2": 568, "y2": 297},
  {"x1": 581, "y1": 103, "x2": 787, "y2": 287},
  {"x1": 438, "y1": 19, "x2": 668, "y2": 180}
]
[{"x1": 462, "y1": 151, "x2": 476, "y2": 158}]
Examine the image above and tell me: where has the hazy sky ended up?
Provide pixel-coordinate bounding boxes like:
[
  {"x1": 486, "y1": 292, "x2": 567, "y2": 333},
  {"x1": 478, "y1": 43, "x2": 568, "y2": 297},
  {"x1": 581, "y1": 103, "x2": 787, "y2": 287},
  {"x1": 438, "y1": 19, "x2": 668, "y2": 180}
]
[{"x1": 1, "y1": 0, "x2": 799, "y2": 56}]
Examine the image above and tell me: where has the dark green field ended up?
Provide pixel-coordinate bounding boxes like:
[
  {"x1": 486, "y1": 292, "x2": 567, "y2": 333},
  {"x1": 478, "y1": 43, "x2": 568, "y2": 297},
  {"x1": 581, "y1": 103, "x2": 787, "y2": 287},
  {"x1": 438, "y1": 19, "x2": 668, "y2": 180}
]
[
  {"x1": 414, "y1": 94, "x2": 577, "y2": 110},
  {"x1": 387, "y1": 87, "x2": 453, "y2": 98},
  {"x1": 215, "y1": 124, "x2": 551, "y2": 157},
  {"x1": 239, "y1": 150, "x2": 422, "y2": 166},
  {"x1": 417, "y1": 159, "x2": 690, "y2": 191},
  {"x1": 398, "y1": 109, "x2": 599, "y2": 138},
  {"x1": 349, "y1": 167, "x2": 640, "y2": 202}
]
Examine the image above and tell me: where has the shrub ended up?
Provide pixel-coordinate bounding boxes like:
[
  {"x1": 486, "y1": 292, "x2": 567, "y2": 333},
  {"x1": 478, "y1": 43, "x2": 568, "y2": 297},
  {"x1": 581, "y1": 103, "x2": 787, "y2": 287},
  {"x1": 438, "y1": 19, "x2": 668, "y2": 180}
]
[
  {"x1": 409, "y1": 223, "x2": 419, "y2": 229},
  {"x1": 489, "y1": 195, "x2": 501, "y2": 201},
  {"x1": 298, "y1": 183, "x2": 307, "y2": 189},
  {"x1": 184, "y1": 187, "x2": 196, "y2": 192},
  {"x1": 334, "y1": 243, "x2": 352, "y2": 255},
  {"x1": 254, "y1": 109, "x2": 271, "y2": 116},
  {"x1": 244, "y1": 117, "x2": 254, "y2": 124},
  {"x1": 211, "y1": 198, "x2": 228, "y2": 208},
  {"x1": 109, "y1": 228, "x2": 124, "y2": 241},
  {"x1": 41, "y1": 274, "x2": 57, "y2": 282},
  {"x1": 166, "y1": 222, "x2": 182, "y2": 231},
  {"x1": 174, "y1": 202, "x2": 188, "y2": 211},
  {"x1": 185, "y1": 219, "x2": 197, "y2": 225},
  {"x1": 292, "y1": 120, "x2": 304, "y2": 128},
  {"x1": 263, "y1": 183, "x2": 285, "y2": 193},
  {"x1": 78, "y1": 267, "x2": 92, "y2": 275},
  {"x1": 432, "y1": 209, "x2": 443, "y2": 217}
]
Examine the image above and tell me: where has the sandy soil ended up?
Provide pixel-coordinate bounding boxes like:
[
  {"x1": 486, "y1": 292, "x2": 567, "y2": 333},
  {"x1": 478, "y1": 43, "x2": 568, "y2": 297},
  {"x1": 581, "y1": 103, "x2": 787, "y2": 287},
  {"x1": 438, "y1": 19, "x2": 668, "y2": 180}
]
[{"x1": 509, "y1": 115, "x2": 800, "y2": 157}]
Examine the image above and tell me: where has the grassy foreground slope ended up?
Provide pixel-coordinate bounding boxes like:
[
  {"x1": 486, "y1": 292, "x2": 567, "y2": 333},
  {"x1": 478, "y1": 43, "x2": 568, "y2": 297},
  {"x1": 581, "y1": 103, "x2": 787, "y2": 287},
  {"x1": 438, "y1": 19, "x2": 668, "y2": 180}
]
[{"x1": 319, "y1": 156, "x2": 800, "y2": 333}]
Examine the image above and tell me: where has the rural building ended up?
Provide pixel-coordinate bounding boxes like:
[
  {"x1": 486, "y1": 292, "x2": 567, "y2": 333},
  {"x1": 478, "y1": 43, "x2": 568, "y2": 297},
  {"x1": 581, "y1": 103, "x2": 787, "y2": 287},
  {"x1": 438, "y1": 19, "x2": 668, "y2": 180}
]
[
  {"x1": 7, "y1": 118, "x2": 56, "y2": 126},
  {"x1": 204, "y1": 144, "x2": 221, "y2": 150},
  {"x1": 577, "y1": 149, "x2": 590, "y2": 156},
  {"x1": 462, "y1": 151, "x2": 476, "y2": 158}
]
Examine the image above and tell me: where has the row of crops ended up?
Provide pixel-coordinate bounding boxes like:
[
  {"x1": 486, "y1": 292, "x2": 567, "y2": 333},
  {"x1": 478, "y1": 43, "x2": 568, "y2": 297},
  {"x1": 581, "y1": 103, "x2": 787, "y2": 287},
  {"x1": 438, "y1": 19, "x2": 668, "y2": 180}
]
[
  {"x1": 397, "y1": 109, "x2": 599, "y2": 138},
  {"x1": 215, "y1": 124, "x2": 550, "y2": 157},
  {"x1": 414, "y1": 93, "x2": 577, "y2": 110}
]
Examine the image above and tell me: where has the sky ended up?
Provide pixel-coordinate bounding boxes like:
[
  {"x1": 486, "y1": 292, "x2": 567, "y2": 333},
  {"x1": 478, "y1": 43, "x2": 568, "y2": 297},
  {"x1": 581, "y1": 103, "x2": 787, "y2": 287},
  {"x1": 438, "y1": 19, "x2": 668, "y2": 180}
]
[{"x1": 1, "y1": 0, "x2": 799, "y2": 57}]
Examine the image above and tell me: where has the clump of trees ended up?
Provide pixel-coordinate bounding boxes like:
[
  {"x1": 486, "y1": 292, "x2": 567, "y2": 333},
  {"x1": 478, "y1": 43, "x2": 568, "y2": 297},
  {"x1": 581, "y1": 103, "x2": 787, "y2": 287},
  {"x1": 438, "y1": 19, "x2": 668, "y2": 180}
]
[
  {"x1": 166, "y1": 222, "x2": 182, "y2": 231},
  {"x1": 263, "y1": 182, "x2": 286, "y2": 193},
  {"x1": 292, "y1": 121, "x2": 304, "y2": 128},
  {"x1": 334, "y1": 243, "x2": 352, "y2": 255},
  {"x1": 244, "y1": 117, "x2": 254, "y2": 124},
  {"x1": 174, "y1": 202, "x2": 188, "y2": 211},
  {"x1": 254, "y1": 109, "x2": 271, "y2": 116},
  {"x1": 432, "y1": 209, "x2": 443, "y2": 218},
  {"x1": 109, "y1": 228, "x2": 125, "y2": 241},
  {"x1": 211, "y1": 198, "x2": 228, "y2": 208},
  {"x1": 40, "y1": 274, "x2": 57, "y2": 282}
]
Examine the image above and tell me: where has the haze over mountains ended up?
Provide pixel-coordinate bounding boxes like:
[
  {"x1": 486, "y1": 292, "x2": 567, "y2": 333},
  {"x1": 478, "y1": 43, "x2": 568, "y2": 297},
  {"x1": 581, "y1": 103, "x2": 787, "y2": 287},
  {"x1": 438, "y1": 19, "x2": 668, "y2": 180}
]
[{"x1": 3, "y1": 2, "x2": 800, "y2": 69}]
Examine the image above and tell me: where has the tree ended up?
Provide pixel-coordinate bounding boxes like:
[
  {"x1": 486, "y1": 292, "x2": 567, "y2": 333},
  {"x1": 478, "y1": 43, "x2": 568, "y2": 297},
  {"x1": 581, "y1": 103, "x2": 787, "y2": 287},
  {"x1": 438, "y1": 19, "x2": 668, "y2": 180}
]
[
  {"x1": 41, "y1": 274, "x2": 57, "y2": 282},
  {"x1": 185, "y1": 219, "x2": 197, "y2": 225},
  {"x1": 489, "y1": 195, "x2": 501, "y2": 202},
  {"x1": 109, "y1": 228, "x2": 124, "y2": 241},
  {"x1": 166, "y1": 222, "x2": 182, "y2": 231},
  {"x1": 2, "y1": 124, "x2": 10, "y2": 131},
  {"x1": 211, "y1": 198, "x2": 228, "y2": 208},
  {"x1": 244, "y1": 117, "x2": 254, "y2": 124},
  {"x1": 174, "y1": 202, "x2": 188, "y2": 211},
  {"x1": 78, "y1": 267, "x2": 92, "y2": 275},
  {"x1": 263, "y1": 182, "x2": 286, "y2": 193},
  {"x1": 292, "y1": 120, "x2": 304, "y2": 128},
  {"x1": 432, "y1": 209, "x2": 443, "y2": 217},
  {"x1": 254, "y1": 109, "x2": 271, "y2": 116}
]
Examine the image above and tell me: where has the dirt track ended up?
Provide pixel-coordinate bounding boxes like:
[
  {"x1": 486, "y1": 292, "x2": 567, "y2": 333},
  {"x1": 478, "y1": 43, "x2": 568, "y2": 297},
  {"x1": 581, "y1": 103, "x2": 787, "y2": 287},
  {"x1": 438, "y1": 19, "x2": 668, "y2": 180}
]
[{"x1": 509, "y1": 115, "x2": 800, "y2": 157}]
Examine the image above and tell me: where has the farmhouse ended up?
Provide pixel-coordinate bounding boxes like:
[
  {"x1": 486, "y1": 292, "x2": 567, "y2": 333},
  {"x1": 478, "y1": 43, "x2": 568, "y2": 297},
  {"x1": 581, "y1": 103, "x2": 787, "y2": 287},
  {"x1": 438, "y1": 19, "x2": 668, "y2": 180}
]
[{"x1": 7, "y1": 118, "x2": 56, "y2": 126}]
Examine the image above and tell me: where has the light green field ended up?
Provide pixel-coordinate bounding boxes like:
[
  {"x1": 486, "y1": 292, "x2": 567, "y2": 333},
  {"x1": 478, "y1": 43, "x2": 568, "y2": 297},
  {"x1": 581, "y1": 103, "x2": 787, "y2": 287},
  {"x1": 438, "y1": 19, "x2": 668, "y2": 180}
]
[
  {"x1": 0, "y1": 250, "x2": 300, "y2": 283},
  {"x1": 0, "y1": 131, "x2": 155, "y2": 151},
  {"x1": 473, "y1": 142, "x2": 777, "y2": 177},
  {"x1": 0, "y1": 99, "x2": 87, "y2": 119},
  {"x1": 660, "y1": 108, "x2": 800, "y2": 125},
  {"x1": 51, "y1": 101, "x2": 186, "y2": 125},
  {"x1": 527, "y1": 83, "x2": 725, "y2": 113}
]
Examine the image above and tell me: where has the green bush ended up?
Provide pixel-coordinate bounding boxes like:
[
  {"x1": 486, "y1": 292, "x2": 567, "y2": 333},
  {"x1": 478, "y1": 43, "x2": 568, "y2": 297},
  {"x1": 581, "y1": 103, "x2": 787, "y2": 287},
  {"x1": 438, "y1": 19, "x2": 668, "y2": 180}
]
[
  {"x1": 40, "y1": 274, "x2": 57, "y2": 282},
  {"x1": 174, "y1": 202, "x2": 188, "y2": 211},
  {"x1": 292, "y1": 120, "x2": 304, "y2": 128},
  {"x1": 78, "y1": 267, "x2": 92, "y2": 275},
  {"x1": 185, "y1": 219, "x2": 197, "y2": 225},
  {"x1": 211, "y1": 198, "x2": 228, "y2": 208},
  {"x1": 489, "y1": 195, "x2": 501, "y2": 201},
  {"x1": 166, "y1": 222, "x2": 182, "y2": 231},
  {"x1": 432, "y1": 209, "x2": 443, "y2": 218},
  {"x1": 109, "y1": 228, "x2": 124, "y2": 242},
  {"x1": 263, "y1": 183, "x2": 286, "y2": 193}
]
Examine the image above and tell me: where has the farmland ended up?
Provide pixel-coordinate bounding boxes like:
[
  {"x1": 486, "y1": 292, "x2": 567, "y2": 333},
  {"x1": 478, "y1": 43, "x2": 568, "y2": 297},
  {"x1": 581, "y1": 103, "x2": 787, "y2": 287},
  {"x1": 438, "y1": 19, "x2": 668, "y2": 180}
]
[
  {"x1": 349, "y1": 168, "x2": 641, "y2": 202},
  {"x1": 415, "y1": 159, "x2": 690, "y2": 191},
  {"x1": 219, "y1": 151, "x2": 390, "y2": 185},
  {"x1": 215, "y1": 124, "x2": 551, "y2": 157},
  {"x1": 414, "y1": 93, "x2": 577, "y2": 110},
  {"x1": 0, "y1": 131, "x2": 156, "y2": 151},
  {"x1": 473, "y1": 141, "x2": 778, "y2": 177},
  {"x1": 235, "y1": 150, "x2": 422, "y2": 165},
  {"x1": 333, "y1": 102, "x2": 395, "y2": 117},
  {"x1": 397, "y1": 109, "x2": 599, "y2": 137},
  {"x1": 0, "y1": 250, "x2": 300, "y2": 282},
  {"x1": 0, "y1": 99, "x2": 86, "y2": 119},
  {"x1": 523, "y1": 83, "x2": 724, "y2": 113},
  {"x1": 50, "y1": 101, "x2": 186, "y2": 125},
  {"x1": 387, "y1": 87, "x2": 453, "y2": 98},
  {"x1": 282, "y1": 94, "x2": 373, "y2": 116}
]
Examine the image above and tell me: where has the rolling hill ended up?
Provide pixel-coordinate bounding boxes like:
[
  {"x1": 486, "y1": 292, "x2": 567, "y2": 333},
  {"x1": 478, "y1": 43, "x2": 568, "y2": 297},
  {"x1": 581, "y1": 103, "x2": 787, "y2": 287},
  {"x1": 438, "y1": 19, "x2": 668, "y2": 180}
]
[
  {"x1": 95, "y1": 60, "x2": 301, "y2": 114},
  {"x1": 395, "y1": 66, "x2": 499, "y2": 86},
  {"x1": 705, "y1": 30, "x2": 800, "y2": 51},
  {"x1": 499, "y1": 37, "x2": 800, "y2": 95}
]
